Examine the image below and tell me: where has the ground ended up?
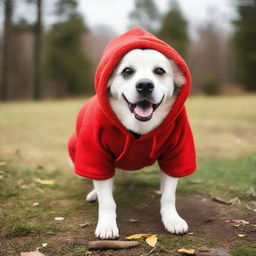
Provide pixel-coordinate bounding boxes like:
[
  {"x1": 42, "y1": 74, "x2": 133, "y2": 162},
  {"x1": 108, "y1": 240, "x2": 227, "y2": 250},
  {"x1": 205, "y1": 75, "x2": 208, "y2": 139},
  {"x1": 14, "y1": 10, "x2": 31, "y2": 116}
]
[{"x1": 0, "y1": 95, "x2": 256, "y2": 256}]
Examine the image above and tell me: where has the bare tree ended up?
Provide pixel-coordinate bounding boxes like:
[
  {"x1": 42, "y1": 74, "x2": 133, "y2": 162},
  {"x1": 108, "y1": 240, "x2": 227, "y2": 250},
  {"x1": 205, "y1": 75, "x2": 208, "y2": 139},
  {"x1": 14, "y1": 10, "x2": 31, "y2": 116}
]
[
  {"x1": 0, "y1": 0, "x2": 13, "y2": 101},
  {"x1": 33, "y1": 0, "x2": 43, "y2": 99}
]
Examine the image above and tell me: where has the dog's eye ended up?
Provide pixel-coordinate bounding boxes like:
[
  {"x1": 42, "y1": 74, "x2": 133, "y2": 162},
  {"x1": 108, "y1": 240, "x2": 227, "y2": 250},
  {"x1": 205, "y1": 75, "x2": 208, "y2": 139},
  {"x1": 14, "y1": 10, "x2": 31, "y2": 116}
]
[
  {"x1": 153, "y1": 67, "x2": 166, "y2": 76},
  {"x1": 121, "y1": 67, "x2": 135, "y2": 78}
]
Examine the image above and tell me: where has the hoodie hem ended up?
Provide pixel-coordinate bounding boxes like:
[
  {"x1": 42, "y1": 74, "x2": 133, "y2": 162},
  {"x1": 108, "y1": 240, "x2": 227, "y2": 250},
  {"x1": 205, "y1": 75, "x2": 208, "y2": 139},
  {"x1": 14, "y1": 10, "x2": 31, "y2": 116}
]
[
  {"x1": 162, "y1": 165, "x2": 197, "y2": 178},
  {"x1": 75, "y1": 168, "x2": 115, "y2": 180}
]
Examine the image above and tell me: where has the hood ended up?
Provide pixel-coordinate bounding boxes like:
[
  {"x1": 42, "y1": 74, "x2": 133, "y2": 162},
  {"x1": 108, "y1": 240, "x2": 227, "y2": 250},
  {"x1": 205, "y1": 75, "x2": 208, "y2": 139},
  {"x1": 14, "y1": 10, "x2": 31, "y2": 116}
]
[{"x1": 95, "y1": 27, "x2": 191, "y2": 137}]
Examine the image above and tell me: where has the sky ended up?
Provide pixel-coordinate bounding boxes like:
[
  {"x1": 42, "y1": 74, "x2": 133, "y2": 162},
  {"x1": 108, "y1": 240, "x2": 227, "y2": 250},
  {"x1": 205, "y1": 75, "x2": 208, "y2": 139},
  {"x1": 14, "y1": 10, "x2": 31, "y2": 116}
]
[
  {"x1": 77, "y1": 0, "x2": 237, "y2": 37},
  {"x1": 0, "y1": 0, "x2": 237, "y2": 38}
]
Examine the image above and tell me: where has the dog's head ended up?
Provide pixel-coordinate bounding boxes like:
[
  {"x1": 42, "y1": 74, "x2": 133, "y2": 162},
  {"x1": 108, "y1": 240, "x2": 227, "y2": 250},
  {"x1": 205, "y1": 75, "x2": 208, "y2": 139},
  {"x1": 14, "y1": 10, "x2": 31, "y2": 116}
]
[{"x1": 108, "y1": 49, "x2": 185, "y2": 134}]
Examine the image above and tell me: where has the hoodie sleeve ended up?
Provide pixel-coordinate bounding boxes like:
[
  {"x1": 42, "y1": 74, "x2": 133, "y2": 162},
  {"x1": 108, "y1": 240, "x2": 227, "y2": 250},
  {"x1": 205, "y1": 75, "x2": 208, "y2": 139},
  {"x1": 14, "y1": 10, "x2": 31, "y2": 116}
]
[
  {"x1": 68, "y1": 100, "x2": 115, "y2": 180},
  {"x1": 158, "y1": 108, "x2": 197, "y2": 178}
]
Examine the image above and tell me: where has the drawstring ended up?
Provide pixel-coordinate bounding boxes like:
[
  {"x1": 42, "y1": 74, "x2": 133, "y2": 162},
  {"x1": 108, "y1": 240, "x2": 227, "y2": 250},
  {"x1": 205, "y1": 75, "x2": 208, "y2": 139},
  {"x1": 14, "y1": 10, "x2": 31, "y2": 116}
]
[
  {"x1": 149, "y1": 136, "x2": 157, "y2": 158},
  {"x1": 115, "y1": 135, "x2": 132, "y2": 162}
]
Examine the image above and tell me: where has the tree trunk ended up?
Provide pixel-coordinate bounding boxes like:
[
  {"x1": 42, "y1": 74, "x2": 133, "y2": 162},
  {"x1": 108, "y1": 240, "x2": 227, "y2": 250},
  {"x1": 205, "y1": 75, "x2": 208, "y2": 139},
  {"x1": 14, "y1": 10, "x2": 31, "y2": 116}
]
[
  {"x1": 33, "y1": 0, "x2": 42, "y2": 100},
  {"x1": 0, "y1": 0, "x2": 13, "y2": 101}
]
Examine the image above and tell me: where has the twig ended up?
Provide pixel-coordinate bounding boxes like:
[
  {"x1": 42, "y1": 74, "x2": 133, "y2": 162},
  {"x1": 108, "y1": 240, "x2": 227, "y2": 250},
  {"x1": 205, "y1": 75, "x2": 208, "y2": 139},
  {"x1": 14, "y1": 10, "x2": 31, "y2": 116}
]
[
  {"x1": 212, "y1": 196, "x2": 233, "y2": 205},
  {"x1": 88, "y1": 240, "x2": 139, "y2": 250},
  {"x1": 140, "y1": 247, "x2": 157, "y2": 256}
]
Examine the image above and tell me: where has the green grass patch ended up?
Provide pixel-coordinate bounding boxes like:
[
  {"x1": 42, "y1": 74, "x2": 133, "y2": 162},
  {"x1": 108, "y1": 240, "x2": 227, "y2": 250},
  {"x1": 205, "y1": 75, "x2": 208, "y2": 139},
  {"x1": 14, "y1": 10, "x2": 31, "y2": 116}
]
[{"x1": 231, "y1": 247, "x2": 256, "y2": 256}]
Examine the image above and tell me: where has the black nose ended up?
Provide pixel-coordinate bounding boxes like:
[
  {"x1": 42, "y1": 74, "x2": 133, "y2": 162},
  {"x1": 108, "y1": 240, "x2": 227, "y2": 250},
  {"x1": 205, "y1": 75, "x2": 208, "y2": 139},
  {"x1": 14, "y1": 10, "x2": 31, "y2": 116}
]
[{"x1": 136, "y1": 79, "x2": 154, "y2": 96}]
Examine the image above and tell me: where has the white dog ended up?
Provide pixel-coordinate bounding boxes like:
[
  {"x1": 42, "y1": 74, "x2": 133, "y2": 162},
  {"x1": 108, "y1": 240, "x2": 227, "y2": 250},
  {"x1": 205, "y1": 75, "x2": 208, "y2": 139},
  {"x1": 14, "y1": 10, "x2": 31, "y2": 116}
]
[{"x1": 85, "y1": 49, "x2": 188, "y2": 239}]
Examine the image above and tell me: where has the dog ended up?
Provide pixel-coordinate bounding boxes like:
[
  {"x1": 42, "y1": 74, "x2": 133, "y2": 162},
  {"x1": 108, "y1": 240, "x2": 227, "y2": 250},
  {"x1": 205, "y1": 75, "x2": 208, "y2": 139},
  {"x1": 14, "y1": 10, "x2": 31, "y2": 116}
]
[
  {"x1": 87, "y1": 49, "x2": 187, "y2": 238},
  {"x1": 68, "y1": 28, "x2": 196, "y2": 240}
]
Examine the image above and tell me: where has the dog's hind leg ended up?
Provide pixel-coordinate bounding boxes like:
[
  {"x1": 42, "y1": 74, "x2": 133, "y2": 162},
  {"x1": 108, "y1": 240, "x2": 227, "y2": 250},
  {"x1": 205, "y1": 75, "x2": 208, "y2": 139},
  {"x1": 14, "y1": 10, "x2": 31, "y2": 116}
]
[{"x1": 86, "y1": 189, "x2": 97, "y2": 202}]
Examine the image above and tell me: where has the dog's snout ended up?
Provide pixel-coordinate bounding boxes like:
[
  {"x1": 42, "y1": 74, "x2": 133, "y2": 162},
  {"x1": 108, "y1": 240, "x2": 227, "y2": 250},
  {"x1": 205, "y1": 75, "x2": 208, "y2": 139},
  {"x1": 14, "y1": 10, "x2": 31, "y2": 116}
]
[{"x1": 136, "y1": 79, "x2": 154, "y2": 96}]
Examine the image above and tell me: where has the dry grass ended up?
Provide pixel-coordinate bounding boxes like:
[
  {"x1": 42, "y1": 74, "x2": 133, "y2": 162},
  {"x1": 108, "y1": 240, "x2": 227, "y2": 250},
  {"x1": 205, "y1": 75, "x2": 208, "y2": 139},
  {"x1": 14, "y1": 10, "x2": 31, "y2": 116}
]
[
  {"x1": 0, "y1": 95, "x2": 256, "y2": 256},
  {"x1": 1, "y1": 95, "x2": 256, "y2": 169}
]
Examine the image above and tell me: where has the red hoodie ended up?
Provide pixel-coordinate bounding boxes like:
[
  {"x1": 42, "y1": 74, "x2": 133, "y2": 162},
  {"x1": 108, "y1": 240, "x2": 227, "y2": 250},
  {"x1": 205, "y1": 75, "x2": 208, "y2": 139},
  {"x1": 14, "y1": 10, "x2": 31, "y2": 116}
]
[{"x1": 68, "y1": 28, "x2": 196, "y2": 180}]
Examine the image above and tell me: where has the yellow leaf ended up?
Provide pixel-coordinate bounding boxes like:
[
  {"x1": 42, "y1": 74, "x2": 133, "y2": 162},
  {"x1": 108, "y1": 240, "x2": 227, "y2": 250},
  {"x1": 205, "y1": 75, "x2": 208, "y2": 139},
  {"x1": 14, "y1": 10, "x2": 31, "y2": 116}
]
[
  {"x1": 238, "y1": 234, "x2": 246, "y2": 237},
  {"x1": 20, "y1": 249, "x2": 45, "y2": 256},
  {"x1": 54, "y1": 217, "x2": 65, "y2": 221},
  {"x1": 145, "y1": 235, "x2": 157, "y2": 247},
  {"x1": 40, "y1": 180, "x2": 55, "y2": 185},
  {"x1": 177, "y1": 248, "x2": 195, "y2": 255},
  {"x1": 126, "y1": 233, "x2": 155, "y2": 239},
  {"x1": 0, "y1": 161, "x2": 6, "y2": 166}
]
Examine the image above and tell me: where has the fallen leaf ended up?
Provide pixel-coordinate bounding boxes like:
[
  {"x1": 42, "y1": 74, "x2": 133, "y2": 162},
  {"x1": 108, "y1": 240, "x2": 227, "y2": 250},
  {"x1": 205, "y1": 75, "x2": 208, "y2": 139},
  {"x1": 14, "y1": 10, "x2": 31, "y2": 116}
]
[
  {"x1": 21, "y1": 184, "x2": 36, "y2": 189},
  {"x1": 0, "y1": 161, "x2": 6, "y2": 166},
  {"x1": 128, "y1": 218, "x2": 139, "y2": 223},
  {"x1": 32, "y1": 178, "x2": 55, "y2": 185},
  {"x1": 188, "y1": 232, "x2": 194, "y2": 235},
  {"x1": 245, "y1": 203, "x2": 256, "y2": 213},
  {"x1": 0, "y1": 170, "x2": 6, "y2": 180},
  {"x1": 145, "y1": 235, "x2": 157, "y2": 247},
  {"x1": 42, "y1": 243, "x2": 47, "y2": 247},
  {"x1": 238, "y1": 234, "x2": 246, "y2": 237},
  {"x1": 177, "y1": 248, "x2": 195, "y2": 255},
  {"x1": 33, "y1": 202, "x2": 39, "y2": 207},
  {"x1": 41, "y1": 180, "x2": 55, "y2": 185},
  {"x1": 245, "y1": 186, "x2": 256, "y2": 197},
  {"x1": 126, "y1": 233, "x2": 154, "y2": 239},
  {"x1": 197, "y1": 246, "x2": 210, "y2": 252},
  {"x1": 231, "y1": 197, "x2": 241, "y2": 205},
  {"x1": 54, "y1": 217, "x2": 65, "y2": 221},
  {"x1": 79, "y1": 223, "x2": 90, "y2": 227},
  {"x1": 20, "y1": 249, "x2": 45, "y2": 256},
  {"x1": 231, "y1": 219, "x2": 249, "y2": 225}
]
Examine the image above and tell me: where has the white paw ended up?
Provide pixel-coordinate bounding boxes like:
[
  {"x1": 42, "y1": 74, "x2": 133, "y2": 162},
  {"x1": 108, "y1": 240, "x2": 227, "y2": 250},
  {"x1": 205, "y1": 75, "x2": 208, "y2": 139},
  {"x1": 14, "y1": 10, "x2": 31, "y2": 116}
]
[
  {"x1": 161, "y1": 211, "x2": 188, "y2": 234},
  {"x1": 86, "y1": 189, "x2": 97, "y2": 202},
  {"x1": 95, "y1": 215, "x2": 119, "y2": 239},
  {"x1": 68, "y1": 156, "x2": 74, "y2": 169}
]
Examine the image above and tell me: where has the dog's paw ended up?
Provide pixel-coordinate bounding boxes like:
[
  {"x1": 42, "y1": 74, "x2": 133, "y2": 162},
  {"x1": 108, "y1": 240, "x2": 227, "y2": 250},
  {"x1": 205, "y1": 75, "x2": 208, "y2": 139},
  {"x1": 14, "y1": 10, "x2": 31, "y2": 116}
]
[
  {"x1": 86, "y1": 189, "x2": 97, "y2": 202},
  {"x1": 161, "y1": 212, "x2": 188, "y2": 234},
  {"x1": 95, "y1": 216, "x2": 119, "y2": 239}
]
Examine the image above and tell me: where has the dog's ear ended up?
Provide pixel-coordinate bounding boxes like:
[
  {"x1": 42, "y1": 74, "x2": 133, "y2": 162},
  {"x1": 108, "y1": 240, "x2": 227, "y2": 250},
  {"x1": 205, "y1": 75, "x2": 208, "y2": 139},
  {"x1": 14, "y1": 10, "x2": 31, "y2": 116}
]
[{"x1": 170, "y1": 60, "x2": 186, "y2": 88}]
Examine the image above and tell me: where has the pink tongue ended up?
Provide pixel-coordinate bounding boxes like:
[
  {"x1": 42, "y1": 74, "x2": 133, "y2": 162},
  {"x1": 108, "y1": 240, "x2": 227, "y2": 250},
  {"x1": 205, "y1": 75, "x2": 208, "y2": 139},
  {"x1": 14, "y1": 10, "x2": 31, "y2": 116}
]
[{"x1": 134, "y1": 105, "x2": 153, "y2": 118}]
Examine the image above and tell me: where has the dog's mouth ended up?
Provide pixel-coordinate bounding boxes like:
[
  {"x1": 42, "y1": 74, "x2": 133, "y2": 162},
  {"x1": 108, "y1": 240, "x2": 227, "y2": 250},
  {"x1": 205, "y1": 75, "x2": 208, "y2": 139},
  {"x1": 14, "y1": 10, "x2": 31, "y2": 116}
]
[{"x1": 122, "y1": 94, "x2": 164, "y2": 122}]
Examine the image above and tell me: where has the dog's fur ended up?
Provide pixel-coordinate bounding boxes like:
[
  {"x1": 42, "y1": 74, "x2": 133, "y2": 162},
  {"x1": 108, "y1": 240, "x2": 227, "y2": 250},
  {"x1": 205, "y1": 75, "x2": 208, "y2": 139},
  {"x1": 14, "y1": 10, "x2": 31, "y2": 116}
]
[{"x1": 85, "y1": 49, "x2": 188, "y2": 239}]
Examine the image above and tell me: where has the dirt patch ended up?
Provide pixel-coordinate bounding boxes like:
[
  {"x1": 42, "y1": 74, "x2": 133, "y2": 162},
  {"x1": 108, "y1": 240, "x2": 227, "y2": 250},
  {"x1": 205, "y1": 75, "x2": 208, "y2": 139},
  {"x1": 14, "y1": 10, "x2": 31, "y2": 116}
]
[
  {"x1": 117, "y1": 195, "x2": 255, "y2": 242},
  {"x1": 58, "y1": 199, "x2": 75, "y2": 208}
]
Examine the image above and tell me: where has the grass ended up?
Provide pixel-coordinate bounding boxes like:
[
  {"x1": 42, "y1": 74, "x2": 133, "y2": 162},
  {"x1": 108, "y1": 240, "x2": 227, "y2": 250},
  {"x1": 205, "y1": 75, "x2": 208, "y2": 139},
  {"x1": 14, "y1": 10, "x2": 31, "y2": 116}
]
[
  {"x1": 231, "y1": 247, "x2": 256, "y2": 256},
  {"x1": 0, "y1": 95, "x2": 256, "y2": 255}
]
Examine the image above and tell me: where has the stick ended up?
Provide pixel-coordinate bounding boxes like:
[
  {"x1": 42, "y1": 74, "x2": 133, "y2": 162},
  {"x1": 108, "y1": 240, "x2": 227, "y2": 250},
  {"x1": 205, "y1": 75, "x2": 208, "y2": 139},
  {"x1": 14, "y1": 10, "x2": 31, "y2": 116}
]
[
  {"x1": 212, "y1": 196, "x2": 233, "y2": 205},
  {"x1": 88, "y1": 240, "x2": 139, "y2": 250}
]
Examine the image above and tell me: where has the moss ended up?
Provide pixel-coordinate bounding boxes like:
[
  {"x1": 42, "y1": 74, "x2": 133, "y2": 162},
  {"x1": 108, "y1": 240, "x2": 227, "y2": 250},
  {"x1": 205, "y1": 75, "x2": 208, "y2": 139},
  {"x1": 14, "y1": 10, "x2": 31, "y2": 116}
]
[
  {"x1": 68, "y1": 245, "x2": 91, "y2": 256},
  {"x1": 6, "y1": 223, "x2": 41, "y2": 238},
  {"x1": 231, "y1": 247, "x2": 256, "y2": 256}
]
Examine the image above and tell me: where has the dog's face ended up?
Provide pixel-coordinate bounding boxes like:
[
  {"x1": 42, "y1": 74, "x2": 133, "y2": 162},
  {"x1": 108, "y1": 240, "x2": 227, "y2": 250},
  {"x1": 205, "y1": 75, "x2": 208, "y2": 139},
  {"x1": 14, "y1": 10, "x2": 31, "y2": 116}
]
[{"x1": 108, "y1": 49, "x2": 185, "y2": 134}]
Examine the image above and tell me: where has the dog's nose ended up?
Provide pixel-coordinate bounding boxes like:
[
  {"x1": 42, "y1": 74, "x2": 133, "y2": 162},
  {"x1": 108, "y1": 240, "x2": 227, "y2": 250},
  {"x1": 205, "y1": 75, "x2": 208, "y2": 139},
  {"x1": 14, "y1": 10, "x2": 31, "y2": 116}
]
[{"x1": 136, "y1": 79, "x2": 154, "y2": 96}]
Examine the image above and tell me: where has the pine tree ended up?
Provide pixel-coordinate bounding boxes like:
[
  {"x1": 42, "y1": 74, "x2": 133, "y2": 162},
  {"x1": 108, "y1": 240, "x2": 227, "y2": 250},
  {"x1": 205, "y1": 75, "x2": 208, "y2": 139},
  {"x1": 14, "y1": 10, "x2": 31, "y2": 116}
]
[
  {"x1": 234, "y1": 0, "x2": 256, "y2": 91},
  {"x1": 44, "y1": 0, "x2": 93, "y2": 96},
  {"x1": 158, "y1": 0, "x2": 189, "y2": 56},
  {"x1": 129, "y1": 0, "x2": 160, "y2": 33}
]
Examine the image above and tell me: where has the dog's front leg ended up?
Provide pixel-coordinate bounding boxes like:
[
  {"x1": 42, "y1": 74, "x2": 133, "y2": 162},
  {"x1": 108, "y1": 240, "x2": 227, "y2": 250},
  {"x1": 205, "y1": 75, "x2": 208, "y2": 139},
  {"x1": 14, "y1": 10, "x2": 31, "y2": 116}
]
[
  {"x1": 160, "y1": 171, "x2": 188, "y2": 234},
  {"x1": 93, "y1": 177, "x2": 119, "y2": 239}
]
